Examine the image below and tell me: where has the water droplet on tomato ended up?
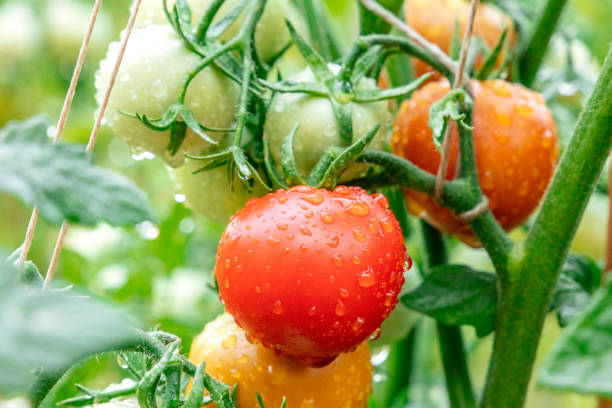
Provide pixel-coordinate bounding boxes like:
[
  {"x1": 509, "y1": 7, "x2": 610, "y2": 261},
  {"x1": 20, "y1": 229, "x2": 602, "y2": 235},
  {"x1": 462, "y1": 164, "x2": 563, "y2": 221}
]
[
  {"x1": 267, "y1": 237, "x2": 280, "y2": 245},
  {"x1": 352, "y1": 317, "x2": 365, "y2": 333},
  {"x1": 335, "y1": 299, "x2": 347, "y2": 316},
  {"x1": 358, "y1": 267, "x2": 375, "y2": 287},
  {"x1": 346, "y1": 201, "x2": 370, "y2": 216},
  {"x1": 373, "y1": 193, "x2": 389, "y2": 209},
  {"x1": 299, "y1": 226, "x2": 312, "y2": 236},
  {"x1": 340, "y1": 288, "x2": 349, "y2": 298},
  {"x1": 301, "y1": 193, "x2": 324, "y2": 205},
  {"x1": 222, "y1": 334, "x2": 237, "y2": 349},
  {"x1": 279, "y1": 196, "x2": 288, "y2": 204},
  {"x1": 277, "y1": 223, "x2": 288, "y2": 230},
  {"x1": 334, "y1": 186, "x2": 351, "y2": 195},
  {"x1": 352, "y1": 229, "x2": 366, "y2": 242},
  {"x1": 327, "y1": 236, "x2": 339, "y2": 248},
  {"x1": 321, "y1": 213, "x2": 335, "y2": 224},
  {"x1": 352, "y1": 255, "x2": 361, "y2": 264},
  {"x1": 308, "y1": 305, "x2": 316, "y2": 316},
  {"x1": 369, "y1": 327, "x2": 382, "y2": 340},
  {"x1": 381, "y1": 219, "x2": 394, "y2": 232},
  {"x1": 406, "y1": 256, "x2": 413, "y2": 270},
  {"x1": 332, "y1": 254, "x2": 343, "y2": 266},
  {"x1": 272, "y1": 300, "x2": 284, "y2": 315}
]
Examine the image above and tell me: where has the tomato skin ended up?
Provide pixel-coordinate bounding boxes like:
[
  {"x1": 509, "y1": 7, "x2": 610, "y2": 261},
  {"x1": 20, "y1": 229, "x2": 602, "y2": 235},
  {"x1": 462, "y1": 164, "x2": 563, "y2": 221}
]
[
  {"x1": 95, "y1": 25, "x2": 239, "y2": 167},
  {"x1": 392, "y1": 79, "x2": 558, "y2": 245},
  {"x1": 215, "y1": 185, "x2": 407, "y2": 366},
  {"x1": 404, "y1": 0, "x2": 515, "y2": 79},
  {"x1": 172, "y1": 159, "x2": 267, "y2": 224},
  {"x1": 188, "y1": 313, "x2": 373, "y2": 408},
  {"x1": 264, "y1": 65, "x2": 390, "y2": 180}
]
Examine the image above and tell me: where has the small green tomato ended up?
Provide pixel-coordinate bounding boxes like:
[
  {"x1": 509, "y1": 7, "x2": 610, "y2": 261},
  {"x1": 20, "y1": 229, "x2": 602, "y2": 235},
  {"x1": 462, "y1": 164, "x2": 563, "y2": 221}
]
[
  {"x1": 95, "y1": 25, "x2": 239, "y2": 167},
  {"x1": 571, "y1": 192, "x2": 607, "y2": 262},
  {"x1": 264, "y1": 65, "x2": 391, "y2": 180},
  {"x1": 135, "y1": 0, "x2": 305, "y2": 62},
  {"x1": 172, "y1": 158, "x2": 267, "y2": 223}
]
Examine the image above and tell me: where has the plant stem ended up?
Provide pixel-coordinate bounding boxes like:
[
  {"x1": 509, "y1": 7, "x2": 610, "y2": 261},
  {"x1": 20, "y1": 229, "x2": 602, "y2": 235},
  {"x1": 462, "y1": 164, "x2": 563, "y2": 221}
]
[
  {"x1": 481, "y1": 47, "x2": 612, "y2": 408},
  {"x1": 420, "y1": 222, "x2": 476, "y2": 408},
  {"x1": 519, "y1": 0, "x2": 569, "y2": 87}
]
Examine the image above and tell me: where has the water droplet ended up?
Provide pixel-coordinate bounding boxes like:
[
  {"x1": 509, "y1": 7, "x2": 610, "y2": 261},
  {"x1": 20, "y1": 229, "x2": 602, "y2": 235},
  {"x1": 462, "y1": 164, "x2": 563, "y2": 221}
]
[
  {"x1": 279, "y1": 196, "x2": 288, "y2": 204},
  {"x1": 340, "y1": 288, "x2": 349, "y2": 298},
  {"x1": 346, "y1": 201, "x2": 370, "y2": 216},
  {"x1": 222, "y1": 334, "x2": 237, "y2": 349},
  {"x1": 277, "y1": 223, "x2": 288, "y2": 230},
  {"x1": 384, "y1": 291, "x2": 395, "y2": 307},
  {"x1": 224, "y1": 259, "x2": 231, "y2": 269},
  {"x1": 406, "y1": 256, "x2": 413, "y2": 270},
  {"x1": 352, "y1": 255, "x2": 361, "y2": 265},
  {"x1": 352, "y1": 229, "x2": 366, "y2": 242},
  {"x1": 321, "y1": 213, "x2": 335, "y2": 224},
  {"x1": 334, "y1": 186, "x2": 351, "y2": 195},
  {"x1": 300, "y1": 243, "x2": 309, "y2": 252},
  {"x1": 267, "y1": 237, "x2": 280, "y2": 245},
  {"x1": 308, "y1": 305, "x2": 316, "y2": 316},
  {"x1": 515, "y1": 103, "x2": 534, "y2": 117},
  {"x1": 287, "y1": 234, "x2": 294, "y2": 240},
  {"x1": 224, "y1": 278, "x2": 230, "y2": 289},
  {"x1": 352, "y1": 317, "x2": 365, "y2": 333},
  {"x1": 300, "y1": 226, "x2": 312, "y2": 236},
  {"x1": 369, "y1": 327, "x2": 382, "y2": 340},
  {"x1": 517, "y1": 181, "x2": 529, "y2": 197},
  {"x1": 494, "y1": 108, "x2": 511, "y2": 126},
  {"x1": 358, "y1": 267, "x2": 376, "y2": 287},
  {"x1": 272, "y1": 300, "x2": 284, "y2": 315},
  {"x1": 493, "y1": 132, "x2": 510, "y2": 144},
  {"x1": 381, "y1": 219, "x2": 394, "y2": 233},
  {"x1": 151, "y1": 78, "x2": 167, "y2": 98},
  {"x1": 491, "y1": 81, "x2": 511, "y2": 97},
  {"x1": 335, "y1": 299, "x2": 346, "y2": 316},
  {"x1": 327, "y1": 236, "x2": 339, "y2": 248},
  {"x1": 373, "y1": 193, "x2": 389, "y2": 209},
  {"x1": 174, "y1": 193, "x2": 186, "y2": 203},
  {"x1": 301, "y1": 193, "x2": 324, "y2": 205},
  {"x1": 237, "y1": 354, "x2": 249, "y2": 364},
  {"x1": 245, "y1": 332, "x2": 258, "y2": 344},
  {"x1": 332, "y1": 254, "x2": 343, "y2": 267},
  {"x1": 305, "y1": 210, "x2": 314, "y2": 219}
]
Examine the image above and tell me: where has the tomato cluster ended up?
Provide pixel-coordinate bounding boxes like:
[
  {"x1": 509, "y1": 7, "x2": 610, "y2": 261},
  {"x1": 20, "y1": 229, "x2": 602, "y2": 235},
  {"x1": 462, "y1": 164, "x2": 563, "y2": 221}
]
[{"x1": 94, "y1": 0, "x2": 563, "y2": 404}]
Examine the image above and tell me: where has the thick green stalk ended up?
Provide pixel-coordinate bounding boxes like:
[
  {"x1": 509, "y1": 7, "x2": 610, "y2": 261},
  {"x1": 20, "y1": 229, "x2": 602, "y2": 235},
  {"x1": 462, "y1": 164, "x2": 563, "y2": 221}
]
[
  {"x1": 482, "y1": 47, "x2": 612, "y2": 408},
  {"x1": 421, "y1": 222, "x2": 476, "y2": 408},
  {"x1": 519, "y1": 0, "x2": 569, "y2": 87}
]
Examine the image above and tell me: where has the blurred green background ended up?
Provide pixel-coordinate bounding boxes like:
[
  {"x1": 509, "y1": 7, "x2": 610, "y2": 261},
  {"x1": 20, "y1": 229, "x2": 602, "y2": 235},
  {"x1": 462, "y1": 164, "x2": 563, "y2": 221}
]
[{"x1": 0, "y1": 0, "x2": 610, "y2": 406}]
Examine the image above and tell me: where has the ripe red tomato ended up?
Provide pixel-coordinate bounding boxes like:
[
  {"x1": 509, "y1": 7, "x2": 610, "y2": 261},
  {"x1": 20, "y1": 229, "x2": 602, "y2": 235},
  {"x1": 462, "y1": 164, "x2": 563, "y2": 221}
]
[
  {"x1": 391, "y1": 79, "x2": 558, "y2": 245},
  {"x1": 188, "y1": 313, "x2": 373, "y2": 407},
  {"x1": 215, "y1": 185, "x2": 408, "y2": 367},
  {"x1": 404, "y1": 0, "x2": 515, "y2": 79}
]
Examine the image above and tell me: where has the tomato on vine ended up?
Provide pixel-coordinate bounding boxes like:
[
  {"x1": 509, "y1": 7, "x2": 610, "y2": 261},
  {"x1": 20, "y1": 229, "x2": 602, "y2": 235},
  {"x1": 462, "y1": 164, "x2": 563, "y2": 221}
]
[
  {"x1": 95, "y1": 25, "x2": 239, "y2": 167},
  {"x1": 404, "y1": 0, "x2": 515, "y2": 79},
  {"x1": 215, "y1": 185, "x2": 408, "y2": 367},
  {"x1": 392, "y1": 79, "x2": 558, "y2": 245},
  {"x1": 189, "y1": 313, "x2": 373, "y2": 407}
]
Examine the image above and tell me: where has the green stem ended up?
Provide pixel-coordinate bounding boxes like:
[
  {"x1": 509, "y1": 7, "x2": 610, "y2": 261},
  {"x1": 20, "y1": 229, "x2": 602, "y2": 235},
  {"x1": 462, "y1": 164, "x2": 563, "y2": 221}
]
[
  {"x1": 482, "y1": 47, "x2": 612, "y2": 408},
  {"x1": 519, "y1": 0, "x2": 569, "y2": 87},
  {"x1": 420, "y1": 222, "x2": 476, "y2": 408}
]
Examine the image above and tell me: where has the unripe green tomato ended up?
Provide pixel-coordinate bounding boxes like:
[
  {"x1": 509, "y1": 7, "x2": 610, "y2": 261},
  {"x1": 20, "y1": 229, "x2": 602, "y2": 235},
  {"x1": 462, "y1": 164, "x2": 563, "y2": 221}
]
[
  {"x1": 264, "y1": 65, "x2": 390, "y2": 180},
  {"x1": 172, "y1": 158, "x2": 267, "y2": 224},
  {"x1": 571, "y1": 193, "x2": 607, "y2": 262},
  {"x1": 95, "y1": 25, "x2": 239, "y2": 167},
  {"x1": 135, "y1": 0, "x2": 305, "y2": 62}
]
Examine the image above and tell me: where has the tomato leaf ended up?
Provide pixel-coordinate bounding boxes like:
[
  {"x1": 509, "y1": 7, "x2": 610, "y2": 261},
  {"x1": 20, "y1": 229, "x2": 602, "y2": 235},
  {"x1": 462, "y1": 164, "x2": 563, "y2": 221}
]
[
  {"x1": 258, "y1": 79, "x2": 330, "y2": 97},
  {"x1": 538, "y1": 279, "x2": 612, "y2": 398},
  {"x1": 401, "y1": 264, "x2": 498, "y2": 337},
  {"x1": 550, "y1": 253, "x2": 602, "y2": 327},
  {"x1": 428, "y1": 89, "x2": 472, "y2": 152},
  {"x1": 475, "y1": 28, "x2": 509, "y2": 80},
  {"x1": 354, "y1": 74, "x2": 430, "y2": 102},
  {"x1": 359, "y1": 0, "x2": 403, "y2": 35},
  {"x1": 449, "y1": 19, "x2": 461, "y2": 60},
  {"x1": 206, "y1": 0, "x2": 249, "y2": 40},
  {"x1": 285, "y1": 20, "x2": 334, "y2": 84},
  {"x1": 280, "y1": 125, "x2": 307, "y2": 186},
  {"x1": 0, "y1": 116, "x2": 156, "y2": 226},
  {"x1": 0, "y1": 262, "x2": 141, "y2": 397}
]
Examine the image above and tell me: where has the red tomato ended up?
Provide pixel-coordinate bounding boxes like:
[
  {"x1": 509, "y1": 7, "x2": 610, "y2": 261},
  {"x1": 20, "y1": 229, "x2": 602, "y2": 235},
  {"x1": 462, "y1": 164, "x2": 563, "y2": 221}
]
[
  {"x1": 391, "y1": 79, "x2": 558, "y2": 245},
  {"x1": 215, "y1": 185, "x2": 408, "y2": 367}
]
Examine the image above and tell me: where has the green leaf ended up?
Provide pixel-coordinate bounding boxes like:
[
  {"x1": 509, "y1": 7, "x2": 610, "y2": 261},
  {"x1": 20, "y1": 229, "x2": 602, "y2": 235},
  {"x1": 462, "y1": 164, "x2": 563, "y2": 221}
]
[
  {"x1": 206, "y1": 0, "x2": 249, "y2": 40},
  {"x1": 475, "y1": 28, "x2": 509, "y2": 80},
  {"x1": 285, "y1": 20, "x2": 334, "y2": 84},
  {"x1": 538, "y1": 280, "x2": 612, "y2": 398},
  {"x1": 449, "y1": 19, "x2": 461, "y2": 60},
  {"x1": 169, "y1": 121, "x2": 188, "y2": 155},
  {"x1": 280, "y1": 125, "x2": 306, "y2": 186},
  {"x1": 359, "y1": 0, "x2": 403, "y2": 35},
  {"x1": 428, "y1": 89, "x2": 472, "y2": 152},
  {"x1": 550, "y1": 253, "x2": 602, "y2": 327},
  {"x1": 354, "y1": 74, "x2": 430, "y2": 102},
  {"x1": 296, "y1": 0, "x2": 342, "y2": 61},
  {"x1": 179, "y1": 106, "x2": 218, "y2": 145},
  {"x1": 312, "y1": 124, "x2": 381, "y2": 188},
  {"x1": 202, "y1": 367, "x2": 235, "y2": 408},
  {"x1": 258, "y1": 79, "x2": 330, "y2": 97},
  {"x1": 401, "y1": 264, "x2": 498, "y2": 337},
  {"x1": 0, "y1": 116, "x2": 155, "y2": 226},
  {"x1": 0, "y1": 263, "x2": 141, "y2": 397}
]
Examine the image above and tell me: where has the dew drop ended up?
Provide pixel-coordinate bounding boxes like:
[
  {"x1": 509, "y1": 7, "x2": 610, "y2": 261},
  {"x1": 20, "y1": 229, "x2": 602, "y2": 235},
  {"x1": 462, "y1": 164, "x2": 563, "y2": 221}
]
[
  {"x1": 352, "y1": 229, "x2": 366, "y2": 242},
  {"x1": 352, "y1": 317, "x2": 365, "y2": 333},
  {"x1": 224, "y1": 278, "x2": 230, "y2": 289},
  {"x1": 237, "y1": 354, "x2": 249, "y2": 364},
  {"x1": 384, "y1": 291, "x2": 395, "y2": 307},
  {"x1": 222, "y1": 334, "x2": 237, "y2": 349},
  {"x1": 272, "y1": 300, "x2": 284, "y2": 315},
  {"x1": 332, "y1": 254, "x2": 343, "y2": 267},
  {"x1": 279, "y1": 196, "x2": 288, "y2": 204},
  {"x1": 299, "y1": 226, "x2": 312, "y2": 236},
  {"x1": 340, "y1": 288, "x2": 349, "y2": 298},
  {"x1": 287, "y1": 234, "x2": 294, "y2": 240},
  {"x1": 277, "y1": 223, "x2": 288, "y2": 230},
  {"x1": 267, "y1": 237, "x2": 280, "y2": 245},
  {"x1": 335, "y1": 299, "x2": 347, "y2": 316},
  {"x1": 373, "y1": 193, "x2": 389, "y2": 209},
  {"x1": 305, "y1": 210, "x2": 314, "y2": 219},
  {"x1": 334, "y1": 186, "x2": 351, "y2": 195},
  {"x1": 224, "y1": 259, "x2": 231, "y2": 269},
  {"x1": 515, "y1": 103, "x2": 534, "y2": 117},
  {"x1": 321, "y1": 213, "x2": 335, "y2": 224},
  {"x1": 358, "y1": 267, "x2": 376, "y2": 287},
  {"x1": 369, "y1": 327, "x2": 382, "y2": 341},
  {"x1": 406, "y1": 256, "x2": 413, "y2": 270},
  {"x1": 300, "y1": 243, "x2": 309, "y2": 252},
  {"x1": 352, "y1": 255, "x2": 361, "y2": 265},
  {"x1": 346, "y1": 201, "x2": 370, "y2": 216},
  {"x1": 301, "y1": 193, "x2": 324, "y2": 205},
  {"x1": 491, "y1": 81, "x2": 511, "y2": 97},
  {"x1": 381, "y1": 218, "x2": 394, "y2": 233},
  {"x1": 327, "y1": 236, "x2": 340, "y2": 248},
  {"x1": 308, "y1": 306, "x2": 316, "y2": 316}
]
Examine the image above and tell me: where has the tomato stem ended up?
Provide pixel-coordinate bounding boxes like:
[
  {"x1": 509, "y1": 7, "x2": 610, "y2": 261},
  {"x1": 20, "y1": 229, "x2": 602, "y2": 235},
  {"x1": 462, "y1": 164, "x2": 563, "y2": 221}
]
[
  {"x1": 481, "y1": 46, "x2": 612, "y2": 408},
  {"x1": 420, "y1": 222, "x2": 476, "y2": 408},
  {"x1": 519, "y1": 0, "x2": 569, "y2": 87}
]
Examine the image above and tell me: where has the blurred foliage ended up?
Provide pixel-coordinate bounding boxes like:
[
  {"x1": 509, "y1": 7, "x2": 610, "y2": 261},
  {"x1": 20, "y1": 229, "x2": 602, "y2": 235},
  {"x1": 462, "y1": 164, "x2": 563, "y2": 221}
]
[{"x1": 0, "y1": 0, "x2": 609, "y2": 407}]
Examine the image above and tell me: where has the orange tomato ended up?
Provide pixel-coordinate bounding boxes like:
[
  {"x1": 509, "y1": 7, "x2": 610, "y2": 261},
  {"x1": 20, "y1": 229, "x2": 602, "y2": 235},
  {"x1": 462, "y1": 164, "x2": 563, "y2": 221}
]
[
  {"x1": 391, "y1": 79, "x2": 558, "y2": 245},
  {"x1": 405, "y1": 0, "x2": 515, "y2": 79},
  {"x1": 188, "y1": 313, "x2": 373, "y2": 408}
]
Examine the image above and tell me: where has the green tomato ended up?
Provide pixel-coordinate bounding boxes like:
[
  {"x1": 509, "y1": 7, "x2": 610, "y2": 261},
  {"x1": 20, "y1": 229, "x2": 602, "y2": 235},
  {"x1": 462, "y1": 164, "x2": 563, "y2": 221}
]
[
  {"x1": 135, "y1": 0, "x2": 305, "y2": 62},
  {"x1": 95, "y1": 25, "x2": 240, "y2": 167},
  {"x1": 264, "y1": 65, "x2": 390, "y2": 180},
  {"x1": 172, "y1": 158, "x2": 267, "y2": 223},
  {"x1": 571, "y1": 192, "x2": 607, "y2": 262}
]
